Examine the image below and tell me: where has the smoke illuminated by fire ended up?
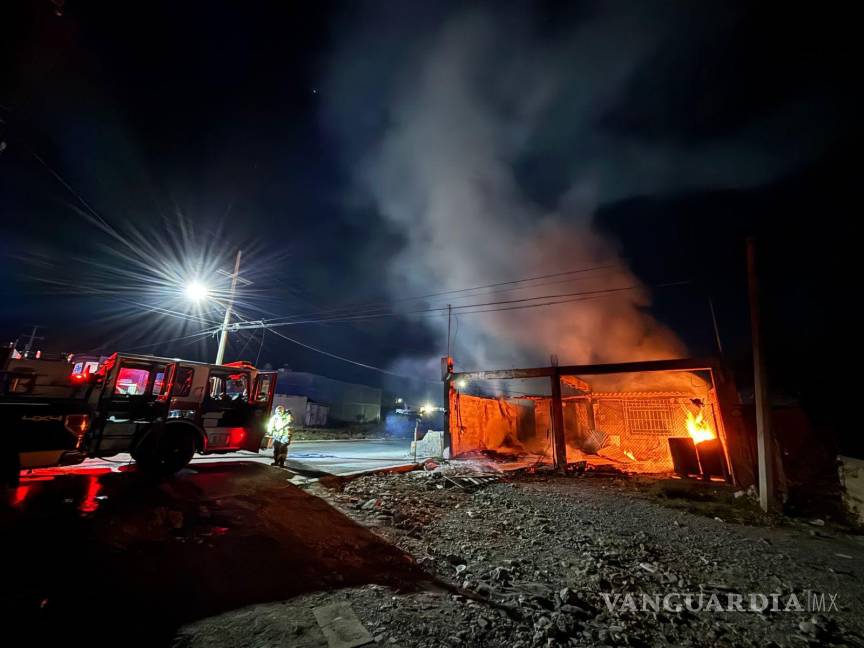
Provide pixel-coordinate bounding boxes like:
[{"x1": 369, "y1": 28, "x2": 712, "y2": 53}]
[
  {"x1": 360, "y1": 11, "x2": 684, "y2": 373},
  {"x1": 327, "y1": 5, "x2": 803, "y2": 380}
]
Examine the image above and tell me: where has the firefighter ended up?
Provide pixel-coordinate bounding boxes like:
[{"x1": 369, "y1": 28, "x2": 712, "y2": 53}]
[{"x1": 268, "y1": 405, "x2": 293, "y2": 468}]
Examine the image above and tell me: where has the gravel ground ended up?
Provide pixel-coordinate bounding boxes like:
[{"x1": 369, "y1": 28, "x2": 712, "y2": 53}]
[{"x1": 179, "y1": 467, "x2": 864, "y2": 647}]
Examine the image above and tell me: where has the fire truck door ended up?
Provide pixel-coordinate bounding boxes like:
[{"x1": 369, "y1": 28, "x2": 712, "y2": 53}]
[
  {"x1": 96, "y1": 361, "x2": 168, "y2": 454},
  {"x1": 241, "y1": 372, "x2": 277, "y2": 452}
]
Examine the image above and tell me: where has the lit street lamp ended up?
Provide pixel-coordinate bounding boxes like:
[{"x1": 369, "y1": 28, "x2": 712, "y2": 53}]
[
  {"x1": 184, "y1": 249, "x2": 248, "y2": 365},
  {"x1": 184, "y1": 281, "x2": 210, "y2": 302}
]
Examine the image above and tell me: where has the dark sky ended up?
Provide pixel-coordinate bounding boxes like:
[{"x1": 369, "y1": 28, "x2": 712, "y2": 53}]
[{"x1": 0, "y1": 1, "x2": 859, "y2": 433}]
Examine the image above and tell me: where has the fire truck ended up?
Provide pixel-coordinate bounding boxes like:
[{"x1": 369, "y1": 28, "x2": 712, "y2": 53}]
[{"x1": 1, "y1": 349, "x2": 277, "y2": 486}]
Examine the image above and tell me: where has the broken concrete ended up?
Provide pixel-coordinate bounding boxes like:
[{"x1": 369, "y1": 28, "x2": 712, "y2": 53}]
[{"x1": 313, "y1": 602, "x2": 374, "y2": 648}]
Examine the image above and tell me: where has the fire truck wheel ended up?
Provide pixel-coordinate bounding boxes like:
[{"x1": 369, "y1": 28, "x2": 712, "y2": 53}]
[{"x1": 135, "y1": 427, "x2": 196, "y2": 476}]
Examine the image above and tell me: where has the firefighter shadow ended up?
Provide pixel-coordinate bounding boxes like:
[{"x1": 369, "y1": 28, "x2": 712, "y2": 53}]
[
  {"x1": 278, "y1": 458, "x2": 336, "y2": 479},
  {"x1": 3, "y1": 462, "x2": 428, "y2": 645}
]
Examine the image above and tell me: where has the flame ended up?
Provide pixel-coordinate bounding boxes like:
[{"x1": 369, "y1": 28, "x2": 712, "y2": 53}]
[{"x1": 685, "y1": 410, "x2": 715, "y2": 444}]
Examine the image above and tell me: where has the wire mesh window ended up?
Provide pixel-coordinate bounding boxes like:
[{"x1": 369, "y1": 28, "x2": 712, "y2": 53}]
[{"x1": 623, "y1": 401, "x2": 673, "y2": 436}]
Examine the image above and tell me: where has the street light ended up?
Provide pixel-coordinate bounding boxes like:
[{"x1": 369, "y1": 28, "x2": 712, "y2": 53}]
[
  {"x1": 181, "y1": 249, "x2": 246, "y2": 365},
  {"x1": 185, "y1": 281, "x2": 210, "y2": 302}
]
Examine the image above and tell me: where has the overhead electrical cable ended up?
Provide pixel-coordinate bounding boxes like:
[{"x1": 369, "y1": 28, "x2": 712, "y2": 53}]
[
  {"x1": 260, "y1": 263, "x2": 625, "y2": 324},
  {"x1": 262, "y1": 326, "x2": 440, "y2": 383}
]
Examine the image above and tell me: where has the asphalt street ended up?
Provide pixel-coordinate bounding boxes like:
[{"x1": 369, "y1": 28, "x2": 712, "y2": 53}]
[{"x1": 19, "y1": 438, "x2": 428, "y2": 481}]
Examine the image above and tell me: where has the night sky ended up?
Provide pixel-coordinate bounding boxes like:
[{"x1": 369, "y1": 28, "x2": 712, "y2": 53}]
[{"x1": 0, "y1": 1, "x2": 858, "y2": 446}]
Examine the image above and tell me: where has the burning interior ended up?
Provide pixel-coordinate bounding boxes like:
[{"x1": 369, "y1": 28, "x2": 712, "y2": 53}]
[{"x1": 447, "y1": 358, "x2": 750, "y2": 482}]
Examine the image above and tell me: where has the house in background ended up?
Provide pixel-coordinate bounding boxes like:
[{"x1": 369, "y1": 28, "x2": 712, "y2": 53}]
[{"x1": 274, "y1": 369, "x2": 382, "y2": 426}]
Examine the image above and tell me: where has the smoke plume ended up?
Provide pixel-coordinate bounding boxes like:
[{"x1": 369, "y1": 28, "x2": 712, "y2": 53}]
[{"x1": 327, "y1": 5, "x2": 805, "y2": 376}]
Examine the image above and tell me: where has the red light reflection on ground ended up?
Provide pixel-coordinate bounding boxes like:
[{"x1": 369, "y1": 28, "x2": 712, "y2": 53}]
[
  {"x1": 79, "y1": 476, "x2": 103, "y2": 514},
  {"x1": 11, "y1": 485, "x2": 33, "y2": 507},
  {"x1": 21, "y1": 466, "x2": 116, "y2": 481}
]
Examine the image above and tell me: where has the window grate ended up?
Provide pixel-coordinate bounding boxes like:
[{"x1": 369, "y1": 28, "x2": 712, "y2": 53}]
[{"x1": 624, "y1": 401, "x2": 672, "y2": 436}]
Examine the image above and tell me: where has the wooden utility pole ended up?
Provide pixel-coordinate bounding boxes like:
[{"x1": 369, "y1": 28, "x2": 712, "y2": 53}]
[
  {"x1": 708, "y1": 296, "x2": 724, "y2": 355},
  {"x1": 215, "y1": 250, "x2": 242, "y2": 365},
  {"x1": 446, "y1": 304, "x2": 452, "y2": 357},
  {"x1": 21, "y1": 325, "x2": 44, "y2": 358},
  {"x1": 747, "y1": 237, "x2": 776, "y2": 512}
]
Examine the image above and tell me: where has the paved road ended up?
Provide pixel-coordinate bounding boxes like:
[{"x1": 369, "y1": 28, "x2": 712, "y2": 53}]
[
  {"x1": 5, "y1": 460, "x2": 428, "y2": 644},
  {"x1": 191, "y1": 438, "x2": 432, "y2": 477},
  {"x1": 20, "y1": 438, "x2": 431, "y2": 481}
]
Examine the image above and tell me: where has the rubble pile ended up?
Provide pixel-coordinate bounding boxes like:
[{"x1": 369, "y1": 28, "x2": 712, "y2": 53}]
[
  {"x1": 319, "y1": 471, "x2": 864, "y2": 647},
  {"x1": 331, "y1": 466, "x2": 502, "y2": 540}
]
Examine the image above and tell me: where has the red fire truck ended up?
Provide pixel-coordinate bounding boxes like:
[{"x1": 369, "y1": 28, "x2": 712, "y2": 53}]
[{"x1": 1, "y1": 350, "x2": 277, "y2": 486}]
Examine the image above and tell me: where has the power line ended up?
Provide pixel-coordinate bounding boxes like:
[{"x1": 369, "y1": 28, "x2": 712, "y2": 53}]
[
  {"x1": 222, "y1": 280, "x2": 690, "y2": 331},
  {"x1": 262, "y1": 325, "x2": 438, "y2": 383},
  {"x1": 118, "y1": 299, "x2": 222, "y2": 326},
  {"x1": 109, "y1": 329, "x2": 214, "y2": 353},
  {"x1": 261, "y1": 263, "x2": 623, "y2": 325},
  {"x1": 255, "y1": 327, "x2": 266, "y2": 366}
]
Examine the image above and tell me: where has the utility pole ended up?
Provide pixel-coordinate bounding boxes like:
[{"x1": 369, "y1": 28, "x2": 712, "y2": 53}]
[
  {"x1": 215, "y1": 250, "x2": 242, "y2": 365},
  {"x1": 708, "y1": 296, "x2": 724, "y2": 355},
  {"x1": 441, "y1": 356, "x2": 453, "y2": 459},
  {"x1": 747, "y1": 237, "x2": 776, "y2": 512},
  {"x1": 446, "y1": 304, "x2": 452, "y2": 357},
  {"x1": 21, "y1": 325, "x2": 44, "y2": 357}
]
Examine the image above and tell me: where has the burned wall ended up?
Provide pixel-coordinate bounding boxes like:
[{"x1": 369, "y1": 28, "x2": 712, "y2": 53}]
[{"x1": 450, "y1": 392, "x2": 552, "y2": 459}]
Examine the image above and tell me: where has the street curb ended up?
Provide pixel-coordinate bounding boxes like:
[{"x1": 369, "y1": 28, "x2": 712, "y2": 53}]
[
  {"x1": 291, "y1": 438, "x2": 388, "y2": 443},
  {"x1": 335, "y1": 462, "x2": 419, "y2": 478}
]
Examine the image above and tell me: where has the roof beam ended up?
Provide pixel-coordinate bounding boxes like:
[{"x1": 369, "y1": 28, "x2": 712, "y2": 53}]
[{"x1": 451, "y1": 357, "x2": 718, "y2": 382}]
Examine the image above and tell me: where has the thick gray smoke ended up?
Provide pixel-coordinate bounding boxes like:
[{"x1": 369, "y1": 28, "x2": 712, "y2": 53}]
[{"x1": 327, "y1": 5, "x2": 808, "y2": 377}]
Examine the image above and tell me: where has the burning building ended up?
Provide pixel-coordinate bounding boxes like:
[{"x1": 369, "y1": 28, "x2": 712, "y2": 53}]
[{"x1": 446, "y1": 357, "x2": 756, "y2": 485}]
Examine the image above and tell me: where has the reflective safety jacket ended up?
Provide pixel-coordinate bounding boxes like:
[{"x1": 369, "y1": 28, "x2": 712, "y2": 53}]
[{"x1": 267, "y1": 411, "x2": 293, "y2": 444}]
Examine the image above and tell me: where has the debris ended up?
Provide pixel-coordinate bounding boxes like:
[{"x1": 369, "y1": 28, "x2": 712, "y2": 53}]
[
  {"x1": 809, "y1": 519, "x2": 826, "y2": 527},
  {"x1": 313, "y1": 602, "x2": 374, "y2": 648},
  {"x1": 490, "y1": 566, "x2": 512, "y2": 581},
  {"x1": 307, "y1": 468, "x2": 864, "y2": 648},
  {"x1": 799, "y1": 620, "x2": 817, "y2": 635},
  {"x1": 638, "y1": 562, "x2": 657, "y2": 573},
  {"x1": 835, "y1": 553, "x2": 853, "y2": 560}
]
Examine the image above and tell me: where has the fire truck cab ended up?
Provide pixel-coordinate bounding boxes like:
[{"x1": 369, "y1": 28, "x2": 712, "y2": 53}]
[
  {"x1": 1, "y1": 350, "x2": 277, "y2": 485},
  {"x1": 92, "y1": 353, "x2": 277, "y2": 473}
]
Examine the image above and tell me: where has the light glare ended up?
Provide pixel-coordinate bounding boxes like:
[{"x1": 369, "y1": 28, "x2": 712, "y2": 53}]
[{"x1": 185, "y1": 281, "x2": 210, "y2": 302}]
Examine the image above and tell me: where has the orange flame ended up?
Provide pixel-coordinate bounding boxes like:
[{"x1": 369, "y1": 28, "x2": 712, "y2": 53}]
[{"x1": 685, "y1": 410, "x2": 715, "y2": 444}]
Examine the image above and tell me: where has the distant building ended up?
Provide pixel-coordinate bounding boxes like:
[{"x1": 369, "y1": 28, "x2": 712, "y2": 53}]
[
  {"x1": 272, "y1": 394, "x2": 329, "y2": 427},
  {"x1": 275, "y1": 369, "x2": 382, "y2": 425}
]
